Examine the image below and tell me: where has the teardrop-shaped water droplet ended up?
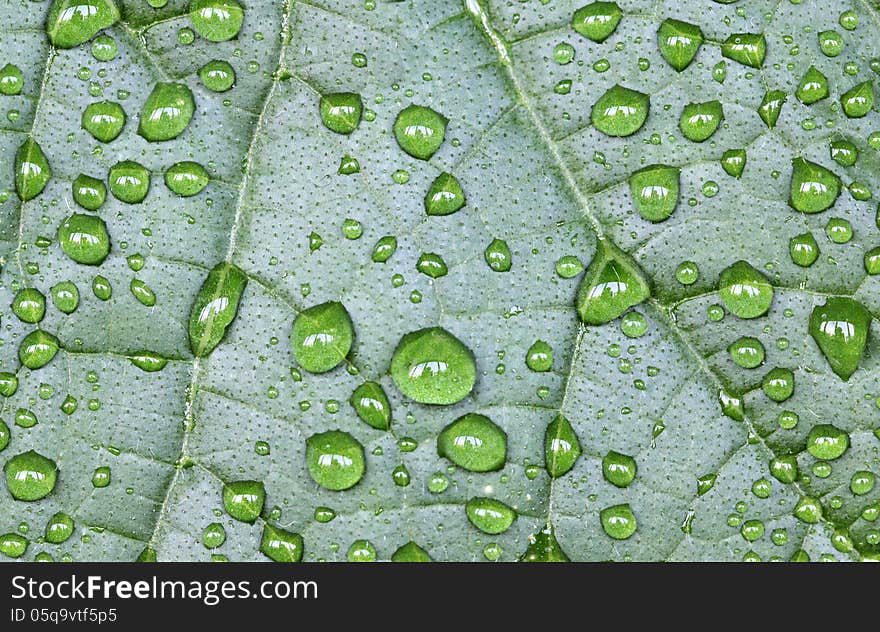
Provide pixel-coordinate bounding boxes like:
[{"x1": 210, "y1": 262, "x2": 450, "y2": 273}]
[
  {"x1": 44, "y1": 511, "x2": 74, "y2": 544},
  {"x1": 465, "y1": 497, "x2": 516, "y2": 534},
  {"x1": 628, "y1": 164, "x2": 680, "y2": 222},
  {"x1": 0, "y1": 533, "x2": 28, "y2": 558},
  {"x1": 571, "y1": 1, "x2": 622, "y2": 43},
  {"x1": 544, "y1": 414, "x2": 581, "y2": 478},
  {"x1": 393, "y1": 104, "x2": 447, "y2": 160},
  {"x1": 576, "y1": 239, "x2": 651, "y2": 325},
  {"x1": 319, "y1": 92, "x2": 363, "y2": 135},
  {"x1": 72, "y1": 173, "x2": 106, "y2": 211},
  {"x1": 679, "y1": 100, "x2": 723, "y2": 142},
  {"x1": 717, "y1": 260, "x2": 773, "y2": 319},
  {"x1": 525, "y1": 340, "x2": 553, "y2": 372},
  {"x1": 57, "y1": 213, "x2": 110, "y2": 265},
  {"x1": 46, "y1": 0, "x2": 121, "y2": 48},
  {"x1": 391, "y1": 541, "x2": 431, "y2": 562},
  {"x1": 793, "y1": 496, "x2": 822, "y2": 524},
  {"x1": 657, "y1": 18, "x2": 703, "y2": 71},
  {"x1": 51, "y1": 281, "x2": 79, "y2": 314},
  {"x1": 719, "y1": 388, "x2": 744, "y2": 421},
  {"x1": 770, "y1": 454, "x2": 798, "y2": 484},
  {"x1": 390, "y1": 327, "x2": 476, "y2": 405},
  {"x1": 602, "y1": 450, "x2": 636, "y2": 487},
  {"x1": 416, "y1": 252, "x2": 448, "y2": 278},
  {"x1": 129, "y1": 351, "x2": 168, "y2": 372},
  {"x1": 4, "y1": 450, "x2": 58, "y2": 501},
  {"x1": 189, "y1": 0, "x2": 244, "y2": 42},
  {"x1": 306, "y1": 430, "x2": 365, "y2": 490},
  {"x1": 201, "y1": 522, "x2": 226, "y2": 549},
  {"x1": 484, "y1": 238, "x2": 512, "y2": 272},
  {"x1": 721, "y1": 148, "x2": 746, "y2": 178},
  {"x1": 758, "y1": 90, "x2": 787, "y2": 129},
  {"x1": 789, "y1": 232, "x2": 819, "y2": 267},
  {"x1": 437, "y1": 413, "x2": 507, "y2": 472},
  {"x1": 0, "y1": 63, "x2": 23, "y2": 95},
  {"x1": 222, "y1": 480, "x2": 265, "y2": 522},
  {"x1": 291, "y1": 301, "x2": 354, "y2": 373},
  {"x1": 19, "y1": 330, "x2": 60, "y2": 370},
  {"x1": 591, "y1": 84, "x2": 650, "y2": 137},
  {"x1": 809, "y1": 297, "x2": 870, "y2": 381},
  {"x1": 721, "y1": 33, "x2": 766, "y2": 68},
  {"x1": 761, "y1": 367, "x2": 794, "y2": 402},
  {"x1": 138, "y1": 82, "x2": 195, "y2": 141},
  {"x1": 371, "y1": 235, "x2": 397, "y2": 262},
  {"x1": 789, "y1": 157, "x2": 840, "y2": 214},
  {"x1": 349, "y1": 381, "x2": 391, "y2": 430},
  {"x1": 425, "y1": 172, "x2": 465, "y2": 216},
  {"x1": 260, "y1": 524, "x2": 303, "y2": 562},
  {"x1": 796, "y1": 65, "x2": 829, "y2": 104},
  {"x1": 188, "y1": 262, "x2": 248, "y2": 357},
  {"x1": 15, "y1": 139, "x2": 51, "y2": 202},
  {"x1": 841, "y1": 81, "x2": 873, "y2": 118},
  {"x1": 130, "y1": 278, "x2": 156, "y2": 306},
  {"x1": 520, "y1": 523, "x2": 570, "y2": 562},
  {"x1": 81, "y1": 100, "x2": 126, "y2": 142}
]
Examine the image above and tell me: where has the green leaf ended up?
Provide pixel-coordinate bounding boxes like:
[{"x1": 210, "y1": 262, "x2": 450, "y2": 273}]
[{"x1": 1, "y1": 0, "x2": 879, "y2": 563}]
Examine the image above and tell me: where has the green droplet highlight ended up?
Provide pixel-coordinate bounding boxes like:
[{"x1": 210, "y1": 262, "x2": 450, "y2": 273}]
[
  {"x1": 165, "y1": 161, "x2": 209, "y2": 197},
  {"x1": 138, "y1": 82, "x2": 195, "y2": 142},
  {"x1": 291, "y1": 301, "x2": 353, "y2": 373},
  {"x1": 758, "y1": 90, "x2": 786, "y2": 129},
  {"x1": 4, "y1": 450, "x2": 58, "y2": 501},
  {"x1": 806, "y1": 424, "x2": 850, "y2": 460},
  {"x1": 391, "y1": 541, "x2": 431, "y2": 562},
  {"x1": 485, "y1": 238, "x2": 512, "y2": 272},
  {"x1": 571, "y1": 2, "x2": 622, "y2": 43},
  {"x1": 602, "y1": 450, "x2": 636, "y2": 487},
  {"x1": 576, "y1": 239, "x2": 650, "y2": 325},
  {"x1": 260, "y1": 524, "x2": 303, "y2": 562},
  {"x1": 425, "y1": 172, "x2": 465, "y2": 216},
  {"x1": 390, "y1": 327, "x2": 476, "y2": 405},
  {"x1": 45, "y1": 512, "x2": 74, "y2": 544},
  {"x1": 15, "y1": 139, "x2": 51, "y2": 202},
  {"x1": 520, "y1": 524, "x2": 570, "y2": 562},
  {"x1": 12, "y1": 288, "x2": 46, "y2": 324},
  {"x1": 188, "y1": 262, "x2": 248, "y2": 357},
  {"x1": 306, "y1": 430, "x2": 365, "y2": 490},
  {"x1": 222, "y1": 480, "x2": 265, "y2": 522},
  {"x1": 728, "y1": 336, "x2": 765, "y2": 369},
  {"x1": 526, "y1": 340, "x2": 553, "y2": 372},
  {"x1": 809, "y1": 297, "x2": 870, "y2": 381},
  {"x1": 81, "y1": 100, "x2": 125, "y2": 142},
  {"x1": 718, "y1": 260, "x2": 773, "y2": 319},
  {"x1": 591, "y1": 84, "x2": 650, "y2": 137},
  {"x1": 679, "y1": 100, "x2": 723, "y2": 142},
  {"x1": 438, "y1": 413, "x2": 507, "y2": 472},
  {"x1": 57, "y1": 213, "x2": 110, "y2": 265},
  {"x1": 19, "y1": 330, "x2": 60, "y2": 370},
  {"x1": 72, "y1": 173, "x2": 106, "y2": 211},
  {"x1": 108, "y1": 160, "x2": 150, "y2": 204},
  {"x1": 199, "y1": 60, "x2": 236, "y2": 92},
  {"x1": 545, "y1": 414, "x2": 581, "y2": 478},
  {"x1": 841, "y1": 81, "x2": 873, "y2": 118},
  {"x1": 796, "y1": 66, "x2": 829, "y2": 104},
  {"x1": 675, "y1": 260, "x2": 699, "y2": 285},
  {"x1": 657, "y1": 19, "x2": 703, "y2": 71},
  {"x1": 393, "y1": 104, "x2": 447, "y2": 160},
  {"x1": 320, "y1": 92, "x2": 363, "y2": 134},
  {"x1": 46, "y1": 0, "x2": 121, "y2": 48},
  {"x1": 189, "y1": 0, "x2": 244, "y2": 42},
  {"x1": 629, "y1": 164, "x2": 679, "y2": 222},
  {"x1": 721, "y1": 33, "x2": 766, "y2": 68},
  {"x1": 349, "y1": 381, "x2": 391, "y2": 430},
  {"x1": 466, "y1": 497, "x2": 516, "y2": 534},
  {"x1": 762, "y1": 367, "x2": 794, "y2": 402},
  {"x1": 789, "y1": 232, "x2": 819, "y2": 267},
  {"x1": 600, "y1": 503, "x2": 637, "y2": 540},
  {"x1": 721, "y1": 148, "x2": 746, "y2": 178},
  {"x1": 789, "y1": 157, "x2": 840, "y2": 214}
]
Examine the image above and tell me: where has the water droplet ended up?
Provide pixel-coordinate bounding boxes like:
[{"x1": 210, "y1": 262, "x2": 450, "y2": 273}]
[
  {"x1": 291, "y1": 301, "x2": 353, "y2": 373},
  {"x1": 108, "y1": 160, "x2": 150, "y2": 203},
  {"x1": 740, "y1": 519, "x2": 764, "y2": 542},
  {"x1": 466, "y1": 497, "x2": 516, "y2": 534},
  {"x1": 851, "y1": 471, "x2": 875, "y2": 495},
  {"x1": 371, "y1": 235, "x2": 397, "y2": 263},
  {"x1": 729, "y1": 336, "x2": 765, "y2": 369},
  {"x1": 92, "y1": 275, "x2": 112, "y2": 300},
  {"x1": 81, "y1": 100, "x2": 126, "y2": 142},
  {"x1": 790, "y1": 156, "x2": 841, "y2": 213},
  {"x1": 520, "y1": 524, "x2": 569, "y2": 562},
  {"x1": 438, "y1": 413, "x2": 507, "y2": 472},
  {"x1": 591, "y1": 84, "x2": 650, "y2": 137},
  {"x1": 679, "y1": 100, "x2": 723, "y2": 142},
  {"x1": 0, "y1": 64, "x2": 23, "y2": 95},
  {"x1": 72, "y1": 173, "x2": 106, "y2": 211},
  {"x1": 809, "y1": 297, "x2": 870, "y2": 381},
  {"x1": 721, "y1": 33, "x2": 766, "y2": 67},
  {"x1": 629, "y1": 164, "x2": 679, "y2": 222},
  {"x1": 553, "y1": 42, "x2": 575, "y2": 65},
  {"x1": 424, "y1": 172, "x2": 465, "y2": 216},
  {"x1": 45, "y1": 511, "x2": 74, "y2": 544},
  {"x1": 426, "y1": 471, "x2": 449, "y2": 493},
  {"x1": 306, "y1": 430, "x2": 365, "y2": 490},
  {"x1": 485, "y1": 238, "x2": 512, "y2": 272},
  {"x1": 600, "y1": 503, "x2": 637, "y2": 539},
  {"x1": 165, "y1": 161, "x2": 209, "y2": 197},
  {"x1": 526, "y1": 340, "x2": 553, "y2": 372},
  {"x1": 770, "y1": 455, "x2": 798, "y2": 484},
  {"x1": 571, "y1": 1, "x2": 622, "y2": 43},
  {"x1": 806, "y1": 424, "x2": 849, "y2": 460},
  {"x1": 793, "y1": 496, "x2": 822, "y2": 523},
  {"x1": 719, "y1": 388, "x2": 744, "y2": 421},
  {"x1": 555, "y1": 255, "x2": 583, "y2": 278},
  {"x1": 129, "y1": 278, "x2": 156, "y2": 307},
  {"x1": 712, "y1": 60, "x2": 726, "y2": 83},
  {"x1": 4, "y1": 450, "x2": 58, "y2": 501},
  {"x1": 15, "y1": 139, "x2": 51, "y2": 201},
  {"x1": 46, "y1": 0, "x2": 121, "y2": 48},
  {"x1": 620, "y1": 310, "x2": 647, "y2": 338},
  {"x1": 91, "y1": 33, "x2": 117, "y2": 61},
  {"x1": 824, "y1": 217, "x2": 852, "y2": 244},
  {"x1": 138, "y1": 82, "x2": 195, "y2": 141},
  {"x1": 390, "y1": 327, "x2": 476, "y2": 405},
  {"x1": 841, "y1": 81, "x2": 873, "y2": 118},
  {"x1": 0, "y1": 374, "x2": 17, "y2": 399},
  {"x1": 189, "y1": 262, "x2": 248, "y2": 357},
  {"x1": 865, "y1": 247, "x2": 880, "y2": 275},
  {"x1": 189, "y1": 0, "x2": 244, "y2": 42},
  {"x1": 576, "y1": 239, "x2": 650, "y2": 324},
  {"x1": 19, "y1": 330, "x2": 60, "y2": 370},
  {"x1": 721, "y1": 148, "x2": 746, "y2": 178},
  {"x1": 544, "y1": 414, "x2": 581, "y2": 478},
  {"x1": 202, "y1": 522, "x2": 226, "y2": 549},
  {"x1": 697, "y1": 473, "x2": 717, "y2": 496},
  {"x1": 393, "y1": 104, "x2": 447, "y2": 160},
  {"x1": 752, "y1": 478, "x2": 772, "y2": 499},
  {"x1": 718, "y1": 260, "x2": 773, "y2": 319},
  {"x1": 758, "y1": 90, "x2": 786, "y2": 129},
  {"x1": 789, "y1": 232, "x2": 819, "y2": 267},
  {"x1": 761, "y1": 367, "x2": 794, "y2": 402},
  {"x1": 796, "y1": 65, "x2": 829, "y2": 104},
  {"x1": 199, "y1": 60, "x2": 236, "y2": 92},
  {"x1": 0, "y1": 533, "x2": 28, "y2": 558},
  {"x1": 11, "y1": 288, "x2": 46, "y2": 324},
  {"x1": 319, "y1": 92, "x2": 363, "y2": 135},
  {"x1": 57, "y1": 213, "x2": 110, "y2": 265},
  {"x1": 391, "y1": 541, "x2": 431, "y2": 562},
  {"x1": 349, "y1": 381, "x2": 391, "y2": 430},
  {"x1": 346, "y1": 539, "x2": 376, "y2": 562},
  {"x1": 222, "y1": 480, "x2": 265, "y2": 522},
  {"x1": 260, "y1": 524, "x2": 303, "y2": 562},
  {"x1": 602, "y1": 450, "x2": 636, "y2": 487},
  {"x1": 415, "y1": 252, "x2": 447, "y2": 278},
  {"x1": 657, "y1": 18, "x2": 703, "y2": 71}
]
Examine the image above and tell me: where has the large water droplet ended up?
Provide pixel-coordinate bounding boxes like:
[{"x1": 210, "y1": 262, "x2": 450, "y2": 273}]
[
  {"x1": 679, "y1": 100, "x2": 723, "y2": 142},
  {"x1": 591, "y1": 84, "x2": 650, "y2": 137},
  {"x1": 11, "y1": 288, "x2": 46, "y2": 324},
  {"x1": 717, "y1": 260, "x2": 773, "y2": 319},
  {"x1": 57, "y1": 213, "x2": 110, "y2": 265},
  {"x1": 393, "y1": 104, "x2": 447, "y2": 160},
  {"x1": 789, "y1": 157, "x2": 840, "y2": 214},
  {"x1": 319, "y1": 92, "x2": 363, "y2": 135},
  {"x1": 425, "y1": 172, "x2": 465, "y2": 216},
  {"x1": 600, "y1": 503, "x2": 637, "y2": 539},
  {"x1": 466, "y1": 497, "x2": 516, "y2": 534},
  {"x1": 165, "y1": 161, "x2": 209, "y2": 197},
  {"x1": 15, "y1": 139, "x2": 51, "y2": 202},
  {"x1": 437, "y1": 413, "x2": 507, "y2": 472},
  {"x1": 260, "y1": 524, "x2": 303, "y2": 562},
  {"x1": 4, "y1": 450, "x2": 58, "y2": 501},
  {"x1": 545, "y1": 414, "x2": 581, "y2": 478},
  {"x1": 576, "y1": 239, "x2": 650, "y2": 325},
  {"x1": 189, "y1": 262, "x2": 248, "y2": 357},
  {"x1": 657, "y1": 18, "x2": 703, "y2": 71},
  {"x1": 222, "y1": 480, "x2": 265, "y2": 522},
  {"x1": 809, "y1": 297, "x2": 870, "y2": 381},
  {"x1": 796, "y1": 65, "x2": 829, "y2": 104},
  {"x1": 19, "y1": 330, "x2": 60, "y2": 370},
  {"x1": 721, "y1": 33, "x2": 766, "y2": 68},
  {"x1": 629, "y1": 164, "x2": 680, "y2": 222},
  {"x1": 841, "y1": 81, "x2": 873, "y2": 118},
  {"x1": 806, "y1": 424, "x2": 850, "y2": 460},
  {"x1": 602, "y1": 450, "x2": 636, "y2": 487},
  {"x1": 391, "y1": 541, "x2": 431, "y2": 562},
  {"x1": 72, "y1": 173, "x2": 106, "y2": 211},
  {"x1": 571, "y1": 1, "x2": 622, "y2": 43},
  {"x1": 390, "y1": 327, "x2": 476, "y2": 405},
  {"x1": 46, "y1": 0, "x2": 121, "y2": 49},
  {"x1": 189, "y1": 0, "x2": 244, "y2": 42},
  {"x1": 306, "y1": 430, "x2": 365, "y2": 490},
  {"x1": 108, "y1": 160, "x2": 150, "y2": 203},
  {"x1": 138, "y1": 82, "x2": 195, "y2": 142},
  {"x1": 291, "y1": 301, "x2": 354, "y2": 373}
]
